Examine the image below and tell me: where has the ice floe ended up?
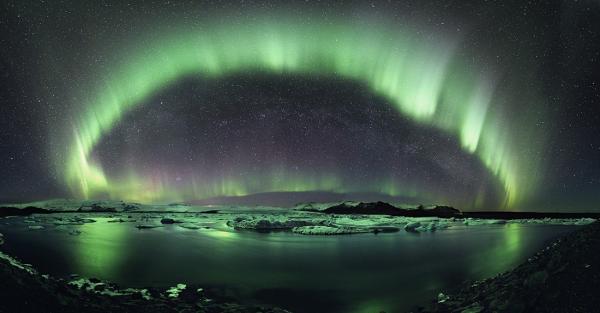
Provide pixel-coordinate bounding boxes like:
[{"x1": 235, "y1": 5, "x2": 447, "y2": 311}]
[
  {"x1": 292, "y1": 225, "x2": 370, "y2": 235},
  {"x1": 166, "y1": 283, "x2": 187, "y2": 298}
]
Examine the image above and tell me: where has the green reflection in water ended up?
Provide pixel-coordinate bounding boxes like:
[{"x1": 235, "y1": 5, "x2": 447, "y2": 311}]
[
  {"x1": 203, "y1": 229, "x2": 239, "y2": 241},
  {"x1": 71, "y1": 218, "x2": 129, "y2": 280},
  {"x1": 350, "y1": 299, "x2": 395, "y2": 313},
  {"x1": 469, "y1": 223, "x2": 523, "y2": 277}
]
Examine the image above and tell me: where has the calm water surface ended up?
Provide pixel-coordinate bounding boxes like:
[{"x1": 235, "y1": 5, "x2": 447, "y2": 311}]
[{"x1": 0, "y1": 215, "x2": 577, "y2": 313}]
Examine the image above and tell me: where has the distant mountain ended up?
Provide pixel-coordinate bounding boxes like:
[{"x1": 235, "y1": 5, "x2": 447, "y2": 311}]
[
  {"x1": 189, "y1": 191, "x2": 426, "y2": 207},
  {"x1": 322, "y1": 201, "x2": 462, "y2": 218}
]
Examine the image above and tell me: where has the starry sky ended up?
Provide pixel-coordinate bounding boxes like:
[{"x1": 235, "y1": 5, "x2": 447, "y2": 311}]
[{"x1": 1, "y1": 1, "x2": 599, "y2": 211}]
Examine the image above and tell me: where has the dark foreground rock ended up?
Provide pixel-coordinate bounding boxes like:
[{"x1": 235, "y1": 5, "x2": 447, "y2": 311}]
[
  {"x1": 424, "y1": 221, "x2": 600, "y2": 313},
  {"x1": 0, "y1": 244, "x2": 291, "y2": 313}
]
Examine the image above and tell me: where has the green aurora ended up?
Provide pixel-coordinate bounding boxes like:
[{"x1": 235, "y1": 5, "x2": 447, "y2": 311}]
[{"x1": 58, "y1": 15, "x2": 544, "y2": 209}]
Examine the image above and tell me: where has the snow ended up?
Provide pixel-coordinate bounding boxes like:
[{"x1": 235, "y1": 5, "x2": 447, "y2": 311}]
[
  {"x1": 166, "y1": 283, "x2": 187, "y2": 298},
  {"x1": 404, "y1": 222, "x2": 421, "y2": 232},
  {"x1": 107, "y1": 218, "x2": 137, "y2": 223},
  {"x1": 223, "y1": 212, "x2": 597, "y2": 234},
  {"x1": 412, "y1": 220, "x2": 451, "y2": 232},
  {"x1": 0, "y1": 251, "x2": 36, "y2": 275},
  {"x1": 438, "y1": 292, "x2": 450, "y2": 303},
  {"x1": 226, "y1": 213, "x2": 409, "y2": 235},
  {"x1": 292, "y1": 201, "x2": 361, "y2": 211},
  {"x1": 226, "y1": 215, "x2": 317, "y2": 230},
  {"x1": 178, "y1": 223, "x2": 203, "y2": 230},
  {"x1": 68, "y1": 277, "x2": 155, "y2": 298},
  {"x1": 461, "y1": 217, "x2": 596, "y2": 226},
  {"x1": 140, "y1": 289, "x2": 152, "y2": 300},
  {"x1": 292, "y1": 225, "x2": 370, "y2": 235},
  {"x1": 0, "y1": 198, "x2": 225, "y2": 213},
  {"x1": 53, "y1": 217, "x2": 96, "y2": 226},
  {"x1": 333, "y1": 216, "x2": 391, "y2": 227}
]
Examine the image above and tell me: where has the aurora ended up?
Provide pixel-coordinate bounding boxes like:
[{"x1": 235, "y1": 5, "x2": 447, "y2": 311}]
[{"x1": 57, "y1": 14, "x2": 542, "y2": 209}]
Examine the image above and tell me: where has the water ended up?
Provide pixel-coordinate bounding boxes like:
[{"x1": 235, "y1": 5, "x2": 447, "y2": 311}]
[{"x1": 0, "y1": 215, "x2": 577, "y2": 313}]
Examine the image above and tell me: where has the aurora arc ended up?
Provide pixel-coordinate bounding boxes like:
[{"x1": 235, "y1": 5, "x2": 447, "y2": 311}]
[{"x1": 61, "y1": 17, "x2": 541, "y2": 208}]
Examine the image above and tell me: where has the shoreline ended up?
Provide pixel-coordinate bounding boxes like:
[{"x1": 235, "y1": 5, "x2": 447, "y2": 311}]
[
  {"x1": 0, "y1": 246, "x2": 290, "y2": 313},
  {"x1": 424, "y1": 221, "x2": 600, "y2": 313}
]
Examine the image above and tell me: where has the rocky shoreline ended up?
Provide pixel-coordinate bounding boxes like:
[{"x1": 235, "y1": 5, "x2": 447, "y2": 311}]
[
  {"x1": 0, "y1": 235, "x2": 290, "y2": 313},
  {"x1": 423, "y1": 221, "x2": 600, "y2": 313}
]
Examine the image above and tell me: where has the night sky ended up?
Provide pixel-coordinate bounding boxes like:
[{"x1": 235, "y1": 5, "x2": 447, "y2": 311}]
[{"x1": 1, "y1": 1, "x2": 599, "y2": 211}]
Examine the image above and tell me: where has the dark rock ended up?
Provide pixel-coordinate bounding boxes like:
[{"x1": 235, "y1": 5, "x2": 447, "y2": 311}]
[
  {"x1": 524, "y1": 270, "x2": 548, "y2": 287},
  {"x1": 160, "y1": 218, "x2": 183, "y2": 224},
  {"x1": 122, "y1": 204, "x2": 139, "y2": 211},
  {"x1": 0, "y1": 206, "x2": 50, "y2": 217},
  {"x1": 322, "y1": 201, "x2": 462, "y2": 218},
  {"x1": 135, "y1": 225, "x2": 162, "y2": 229},
  {"x1": 200, "y1": 210, "x2": 219, "y2": 214},
  {"x1": 425, "y1": 221, "x2": 600, "y2": 313},
  {"x1": 404, "y1": 222, "x2": 421, "y2": 232},
  {"x1": 324, "y1": 201, "x2": 402, "y2": 215},
  {"x1": 93, "y1": 283, "x2": 106, "y2": 292},
  {"x1": 371, "y1": 226, "x2": 400, "y2": 234},
  {"x1": 428, "y1": 205, "x2": 462, "y2": 218},
  {"x1": 460, "y1": 302, "x2": 483, "y2": 313}
]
